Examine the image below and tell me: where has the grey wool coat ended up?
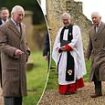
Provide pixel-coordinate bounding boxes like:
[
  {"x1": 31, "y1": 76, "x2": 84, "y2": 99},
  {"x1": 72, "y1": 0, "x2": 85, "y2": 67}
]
[
  {"x1": 0, "y1": 19, "x2": 30, "y2": 96},
  {"x1": 87, "y1": 22, "x2": 105, "y2": 81}
]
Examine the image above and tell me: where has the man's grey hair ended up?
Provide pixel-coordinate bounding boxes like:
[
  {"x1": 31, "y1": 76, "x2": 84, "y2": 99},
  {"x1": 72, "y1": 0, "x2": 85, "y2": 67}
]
[
  {"x1": 61, "y1": 12, "x2": 71, "y2": 20},
  {"x1": 91, "y1": 12, "x2": 101, "y2": 18},
  {"x1": 11, "y1": 5, "x2": 25, "y2": 16}
]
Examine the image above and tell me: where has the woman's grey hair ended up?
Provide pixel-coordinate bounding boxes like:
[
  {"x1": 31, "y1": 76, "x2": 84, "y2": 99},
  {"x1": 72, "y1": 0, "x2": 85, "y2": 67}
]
[
  {"x1": 61, "y1": 12, "x2": 71, "y2": 20},
  {"x1": 11, "y1": 5, "x2": 25, "y2": 16}
]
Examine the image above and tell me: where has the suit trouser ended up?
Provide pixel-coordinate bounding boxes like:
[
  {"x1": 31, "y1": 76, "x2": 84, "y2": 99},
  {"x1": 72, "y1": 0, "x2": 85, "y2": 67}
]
[
  {"x1": 93, "y1": 74, "x2": 102, "y2": 95},
  {"x1": 4, "y1": 97, "x2": 22, "y2": 105}
]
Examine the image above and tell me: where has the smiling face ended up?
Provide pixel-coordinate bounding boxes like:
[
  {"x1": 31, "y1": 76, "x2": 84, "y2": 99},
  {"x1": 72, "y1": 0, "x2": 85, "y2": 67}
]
[
  {"x1": 62, "y1": 18, "x2": 71, "y2": 26},
  {"x1": 61, "y1": 12, "x2": 71, "y2": 26}
]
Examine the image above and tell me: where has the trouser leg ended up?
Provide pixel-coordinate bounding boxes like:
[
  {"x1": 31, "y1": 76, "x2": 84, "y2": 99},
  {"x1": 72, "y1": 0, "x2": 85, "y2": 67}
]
[
  {"x1": 14, "y1": 97, "x2": 22, "y2": 105},
  {"x1": 93, "y1": 75, "x2": 102, "y2": 95},
  {"x1": 4, "y1": 97, "x2": 14, "y2": 105},
  {"x1": 4, "y1": 97, "x2": 22, "y2": 105}
]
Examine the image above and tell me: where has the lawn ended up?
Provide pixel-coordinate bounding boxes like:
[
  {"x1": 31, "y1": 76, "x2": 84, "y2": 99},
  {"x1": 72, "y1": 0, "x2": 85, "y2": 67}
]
[{"x1": 23, "y1": 51, "x2": 49, "y2": 105}]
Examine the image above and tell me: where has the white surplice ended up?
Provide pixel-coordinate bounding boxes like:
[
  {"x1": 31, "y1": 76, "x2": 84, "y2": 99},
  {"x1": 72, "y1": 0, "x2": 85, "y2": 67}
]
[{"x1": 52, "y1": 25, "x2": 86, "y2": 85}]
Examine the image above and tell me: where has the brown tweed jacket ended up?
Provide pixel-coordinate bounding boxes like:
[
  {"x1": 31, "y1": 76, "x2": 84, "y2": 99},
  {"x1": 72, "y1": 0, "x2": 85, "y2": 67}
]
[{"x1": 0, "y1": 19, "x2": 29, "y2": 96}]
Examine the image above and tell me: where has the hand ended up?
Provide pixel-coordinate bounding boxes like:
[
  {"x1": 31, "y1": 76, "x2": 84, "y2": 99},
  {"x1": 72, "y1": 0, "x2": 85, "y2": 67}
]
[
  {"x1": 27, "y1": 50, "x2": 31, "y2": 56},
  {"x1": 15, "y1": 49, "x2": 24, "y2": 56},
  {"x1": 58, "y1": 47, "x2": 65, "y2": 53},
  {"x1": 60, "y1": 46, "x2": 66, "y2": 51}
]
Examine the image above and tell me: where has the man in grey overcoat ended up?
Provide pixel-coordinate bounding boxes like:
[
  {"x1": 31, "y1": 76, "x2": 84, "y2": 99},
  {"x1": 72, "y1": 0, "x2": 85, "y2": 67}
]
[
  {"x1": 87, "y1": 12, "x2": 105, "y2": 98},
  {"x1": 0, "y1": 5, "x2": 30, "y2": 105}
]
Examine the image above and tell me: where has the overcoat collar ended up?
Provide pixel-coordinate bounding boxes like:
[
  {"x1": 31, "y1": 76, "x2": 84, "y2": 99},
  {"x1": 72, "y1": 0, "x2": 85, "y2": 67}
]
[
  {"x1": 92, "y1": 22, "x2": 105, "y2": 39},
  {"x1": 96, "y1": 22, "x2": 105, "y2": 34},
  {"x1": 7, "y1": 19, "x2": 22, "y2": 38}
]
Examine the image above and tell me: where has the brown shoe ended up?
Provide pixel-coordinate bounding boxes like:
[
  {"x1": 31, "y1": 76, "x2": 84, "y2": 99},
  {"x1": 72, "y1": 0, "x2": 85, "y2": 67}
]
[{"x1": 91, "y1": 94, "x2": 102, "y2": 98}]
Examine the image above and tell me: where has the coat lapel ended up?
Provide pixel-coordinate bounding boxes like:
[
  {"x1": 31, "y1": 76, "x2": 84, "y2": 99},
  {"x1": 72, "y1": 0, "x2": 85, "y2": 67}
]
[
  {"x1": 8, "y1": 20, "x2": 21, "y2": 38},
  {"x1": 91, "y1": 26, "x2": 96, "y2": 39},
  {"x1": 94, "y1": 22, "x2": 105, "y2": 40},
  {"x1": 96, "y1": 22, "x2": 105, "y2": 35},
  {"x1": 20, "y1": 23, "x2": 25, "y2": 42}
]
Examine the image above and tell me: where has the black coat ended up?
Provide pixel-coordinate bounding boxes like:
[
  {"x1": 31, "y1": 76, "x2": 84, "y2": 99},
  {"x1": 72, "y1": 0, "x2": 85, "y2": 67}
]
[
  {"x1": 0, "y1": 19, "x2": 3, "y2": 25},
  {"x1": 43, "y1": 32, "x2": 50, "y2": 56}
]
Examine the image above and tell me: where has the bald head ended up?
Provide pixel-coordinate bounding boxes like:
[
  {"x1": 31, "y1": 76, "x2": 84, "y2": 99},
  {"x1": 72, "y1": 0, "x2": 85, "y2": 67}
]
[
  {"x1": 91, "y1": 12, "x2": 101, "y2": 26},
  {"x1": 11, "y1": 5, "x2": 25, "y2": 24},
  {"x1": 61, "y1": 12, "x2": 72, "y2": 26}
]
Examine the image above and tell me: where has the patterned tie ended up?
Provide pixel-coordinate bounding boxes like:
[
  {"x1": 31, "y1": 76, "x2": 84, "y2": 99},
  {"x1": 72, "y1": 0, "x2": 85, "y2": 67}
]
[
  {"x1": 17, "y1": 23, "x2": 22, "y2": 35},
  {"x1": 19, "y1": 23, "x2": 22, "y2": 35}
]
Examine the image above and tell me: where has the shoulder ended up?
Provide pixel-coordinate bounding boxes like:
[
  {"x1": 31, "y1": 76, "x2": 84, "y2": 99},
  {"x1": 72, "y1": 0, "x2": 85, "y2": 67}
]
[
  {"x1": 72, "y1": 24, "x2": 81, "y2": 32},
  {"x1": 0, "y1": 20, "x2": 10, "y2": 30},
  {"x1": 58, "y1": 26, "x2": 64, "y2": 32},
  {"x1": 0, "y1": 21, "x2": 11, "y2": 34},
  {"x1": 56, "y1": 27, "x2": 64, "y2": 35},
  {"x1": 89, "y1": 25, "x2": 94, "y2": 33},
  {"x1": 101, "y1": 22, "x2": 105, "y2": 26},
  {"x1": 21, "y1": 23, "x2": 25, "y2": 27},
  {"x1": 100, "y1": 22, "x2": 105, "y2": 29},
  {"x1": 73, "y1": 24, "x2": 80, "y2": 29}
]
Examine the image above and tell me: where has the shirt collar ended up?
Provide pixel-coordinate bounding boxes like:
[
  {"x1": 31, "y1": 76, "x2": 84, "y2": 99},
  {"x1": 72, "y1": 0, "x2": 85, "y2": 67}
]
[
  {"x1": 1, "y1": 19, "x2": 8, "y2": 24},
  {"x1": 11, "y1": 18, "x2": 19, "y2": 26}
]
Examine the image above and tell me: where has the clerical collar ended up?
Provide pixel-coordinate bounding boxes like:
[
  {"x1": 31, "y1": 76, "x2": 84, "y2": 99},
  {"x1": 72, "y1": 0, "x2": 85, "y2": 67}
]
[{"x1": 64, "y1": 25, "x2": 72, "y2": 29}]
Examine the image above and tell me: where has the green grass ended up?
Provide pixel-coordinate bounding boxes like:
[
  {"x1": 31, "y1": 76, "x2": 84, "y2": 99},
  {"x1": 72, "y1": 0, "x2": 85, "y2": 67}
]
[
  {"x1": 84, "y1": 59, "x2": 92, "y2": 81},
  {"x1": 47, "y1": 59, "x2": 92, "y2": 90},
  {"x1": 23, "y1": 51, "x2": 49, "y2": 105},
  {"x1": 46, "y1": 59, "x2": 58, "y2": 90}
]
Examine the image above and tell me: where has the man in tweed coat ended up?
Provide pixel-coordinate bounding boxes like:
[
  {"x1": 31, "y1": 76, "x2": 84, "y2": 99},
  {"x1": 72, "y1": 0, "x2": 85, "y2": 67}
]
[
  {"x1": 0, "y1": 5, "x2": 30, "y2": 105},
  {"x1": 87, "y1": 12, "x2": 105, "y2": 98}
]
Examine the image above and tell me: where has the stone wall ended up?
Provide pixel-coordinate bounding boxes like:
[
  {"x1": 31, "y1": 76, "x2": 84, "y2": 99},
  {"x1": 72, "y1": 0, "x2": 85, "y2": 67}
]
[{"x1": 46, "y1": 0, "x2": 92, "y2": 52}]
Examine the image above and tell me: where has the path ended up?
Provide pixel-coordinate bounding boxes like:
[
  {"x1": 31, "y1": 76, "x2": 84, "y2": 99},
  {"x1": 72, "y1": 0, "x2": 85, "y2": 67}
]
[{"x1": 39, "y1": 82, "x2": 105, "y2": 105}]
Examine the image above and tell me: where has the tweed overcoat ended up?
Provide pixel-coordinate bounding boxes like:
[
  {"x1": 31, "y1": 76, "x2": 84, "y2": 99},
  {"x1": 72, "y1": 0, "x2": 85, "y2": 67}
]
[
  {"x1": 0, "y1": 19, "x2": 29, "y2": 96},
  {"x1": 87, "y1": 22, "x2": 105, "y2": 81},
  {"x1": 0, "y1": 19, "x2": 3, "y2": 87}
]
